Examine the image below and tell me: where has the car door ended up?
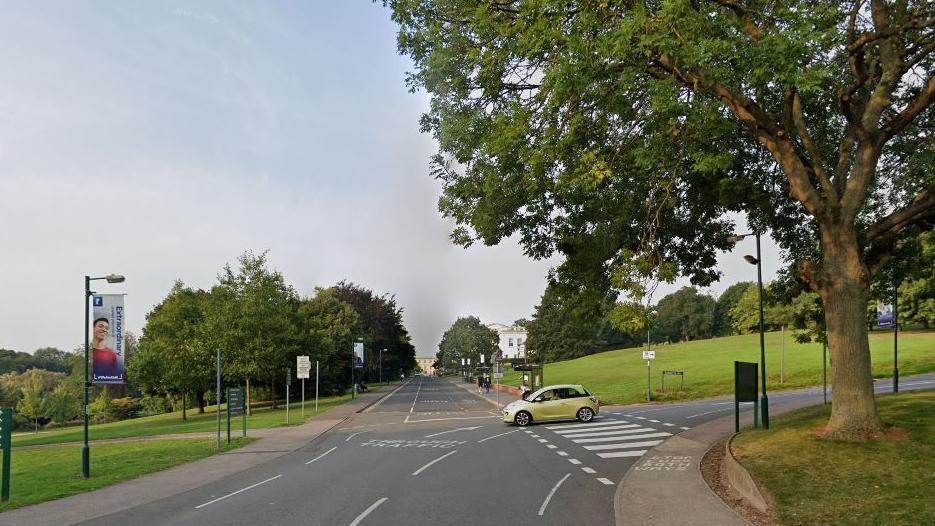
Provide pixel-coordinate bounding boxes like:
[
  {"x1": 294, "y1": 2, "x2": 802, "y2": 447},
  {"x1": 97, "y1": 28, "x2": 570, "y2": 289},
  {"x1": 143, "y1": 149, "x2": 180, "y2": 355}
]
[
  {"x1": 533, "y1": 389, "x2": 562, "y2": 420},
  {"x1": 559, "y1": 388, "x2": 585, "y2": 418}
]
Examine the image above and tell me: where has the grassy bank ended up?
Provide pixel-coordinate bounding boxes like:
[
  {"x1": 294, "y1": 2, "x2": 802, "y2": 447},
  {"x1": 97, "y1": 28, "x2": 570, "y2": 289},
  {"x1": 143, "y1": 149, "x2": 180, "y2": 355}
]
[
  {"x1": 500, "y1": 330, "x2": 935, "y2": 405},
  {"x1": 730, "y1": 390, "x2": 934, "y2": 526},
  {"x1": 0, "y1": 437, "x2": 255, "y2": 511},
  {"x1": 13, "y1": 382, "x2": 397, "y2": 447}
]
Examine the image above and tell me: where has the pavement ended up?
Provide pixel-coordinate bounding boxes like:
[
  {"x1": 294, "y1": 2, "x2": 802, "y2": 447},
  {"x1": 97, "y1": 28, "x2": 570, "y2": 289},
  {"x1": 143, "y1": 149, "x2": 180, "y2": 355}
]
[{"x1": 0, "y1": 384, "x2": 407, "y2": 526}]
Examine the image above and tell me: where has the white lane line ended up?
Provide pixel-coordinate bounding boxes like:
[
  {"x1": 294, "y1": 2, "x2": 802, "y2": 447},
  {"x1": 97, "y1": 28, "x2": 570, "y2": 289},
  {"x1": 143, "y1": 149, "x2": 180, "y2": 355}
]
[
  {"x1": 597, "y1": 450, "x2": 647, "y2": 458},
  {"x1": 409, "y1": 377, "x2": 423, "y2": 414},
  {"x1": 572, "y1": 432, "x2": 672, "y2": 444},
  {"x1": 546, "y1": 444, "x2": 558, "y2": 449},
  {"x1": 686, "y1": 408, "x2": 732, "y2": 419},
  {"x1": 648, "y1": 419, "x2": 660, "y2": 423},
  {"x1": 538, "y1": 439, "x2": 549, "y2": 443},
  {"x1": 349, "y1": 497, "x2": 388, "y2": 526},
  {"x1": 545, "y1": 419, "x2": 617, "y2": 430},
  {"x1": 597, "y1": 478, "x2": 614, "y2": 485},
  {"x1": 681, "y1": 426, "x2": 691, "y2": 430},
  {"x1": 478, "y1": 429, "x2": 519, "y2": 443},
  {"x1": 663, "y1": 423, "x2": 675, "y2": 427},
  {"x1": 306, "y1": 446, "x2": 338, "y2": 465},
  {"x1": 194, "y1": 475, "x2": 283, "y2": 509},
  {"x1": 581, "y1": 467, "x2": 596, "y2": 474},
  {"x1": 530, "y1": 434, "x2": 540, "y2": 438},
  {"x1": 538, "y1": 473, "x2": 571, "y2": 516},
  {"x1": 346, "y1": 432, "x2": 367, "y2": 442},
  {"x1": 412, "y1": 450, "x2": 458, "y2": 476},
  {"x1": 557, "y1": 451, "x2": 568, "y2": 456},
  {"x1": 635, "y1": 416, "x2": 646, "y2": 420},
  {"x1": 568, "y1": 458, "x2": 582, "y2": 465},
  {"x1": 583, "y1": 440, "x2": 664, "y2": 451}
]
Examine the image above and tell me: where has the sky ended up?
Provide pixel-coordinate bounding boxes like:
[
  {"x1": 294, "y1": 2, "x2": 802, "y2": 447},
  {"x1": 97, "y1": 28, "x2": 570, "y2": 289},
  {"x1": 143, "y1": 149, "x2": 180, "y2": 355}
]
[{"x1": 0, "y1": 2, "x2": 778, "y2": 357}]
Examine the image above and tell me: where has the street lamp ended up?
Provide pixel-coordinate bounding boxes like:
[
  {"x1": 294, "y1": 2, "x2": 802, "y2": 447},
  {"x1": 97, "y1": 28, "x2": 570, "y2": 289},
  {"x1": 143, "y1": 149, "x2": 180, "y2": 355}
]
[
  {"x1": 83, "y1": 273, "x2": 125, "y2": 478},
  {"x1": 351, "y1": 337, "x2": 362, "y2": 399},
  {"x1": 729, "y1": 232, "x2": 769, "y2": 429}
]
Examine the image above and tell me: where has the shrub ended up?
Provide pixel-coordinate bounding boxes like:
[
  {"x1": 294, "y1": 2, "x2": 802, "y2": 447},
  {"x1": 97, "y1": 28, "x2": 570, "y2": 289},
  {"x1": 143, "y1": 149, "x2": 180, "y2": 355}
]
[
  {"x1": 139, "y1": 394, "x2": 171, "y2": 416},
  {"x1": 108, "y1": 397, "x2": 142, "y2": 420}
]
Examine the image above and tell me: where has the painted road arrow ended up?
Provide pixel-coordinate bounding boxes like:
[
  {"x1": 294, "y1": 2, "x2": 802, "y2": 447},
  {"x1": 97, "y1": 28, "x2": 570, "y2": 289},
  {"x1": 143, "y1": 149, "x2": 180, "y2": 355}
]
[{"x1": 424, "y1": 426, "x2": 483, "y2": 438}]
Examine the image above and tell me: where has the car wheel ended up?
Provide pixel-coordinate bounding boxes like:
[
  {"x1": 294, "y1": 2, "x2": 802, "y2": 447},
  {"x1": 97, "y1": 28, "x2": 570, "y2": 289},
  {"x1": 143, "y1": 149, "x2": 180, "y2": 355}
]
[
  {"x1": 514, "y1": 411, "x2": 532, "y2": 427},
  {"x1": 577, "y1": 407, "x2": 594, "y2": 422}
]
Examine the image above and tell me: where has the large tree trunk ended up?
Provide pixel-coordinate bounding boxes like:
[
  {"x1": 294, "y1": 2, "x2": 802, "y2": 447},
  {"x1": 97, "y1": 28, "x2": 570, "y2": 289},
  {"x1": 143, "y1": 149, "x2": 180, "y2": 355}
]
[
  {"x1": 181, "y1": 391, "x2": 187, "y2": 421},
  {"x1": 818, "y1": 224, "x2": 884, "y2": 439},
  {"x1": 196, "y1": 391, "x2": 206, "y2": 414},
  {"x1": 271, "y1": 376, "x2": 277, "y2": 410}
]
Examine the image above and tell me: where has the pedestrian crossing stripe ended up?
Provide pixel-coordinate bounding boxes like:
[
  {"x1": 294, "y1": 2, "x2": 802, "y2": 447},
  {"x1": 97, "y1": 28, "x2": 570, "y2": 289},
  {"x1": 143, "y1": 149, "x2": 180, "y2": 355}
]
[
  {"x1": 545, "y1": 419, "x2": 616, "y2": 430},
  {"x1": 561, "y1": 426, "x2": 653, "y2": 439},
  {"x1": 571, "y1": 431, "x2": 671, "y2": 444},
  {"x1": 597, "y1": 450, "x2": 646, "y2": 458},
  {"x1": 554, "y1": 423, "x2": 641, "y2": 435},
  {"x1": 583, "y1": 440, "x2": 664, "y2": 451}
]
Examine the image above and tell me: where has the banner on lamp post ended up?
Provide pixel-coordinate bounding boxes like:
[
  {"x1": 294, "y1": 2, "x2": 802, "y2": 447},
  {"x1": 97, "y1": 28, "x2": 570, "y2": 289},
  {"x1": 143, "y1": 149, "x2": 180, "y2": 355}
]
[
  {"x1": 877, "y1": 302, "x2": 894, "y2": 328},
  {"x1": 91, "y1": 294, "x2": 126, "y2": 384},
  {"x1": 353, "y1": 343, "x2": 364, "y2": 369}
]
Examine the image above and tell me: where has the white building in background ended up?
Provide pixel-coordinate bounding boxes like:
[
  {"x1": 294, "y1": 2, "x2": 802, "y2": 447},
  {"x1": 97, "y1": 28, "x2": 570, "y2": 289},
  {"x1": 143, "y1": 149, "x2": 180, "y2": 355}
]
[{"x1": 487, "y1": 323, "x2": 528, "y2": 360}]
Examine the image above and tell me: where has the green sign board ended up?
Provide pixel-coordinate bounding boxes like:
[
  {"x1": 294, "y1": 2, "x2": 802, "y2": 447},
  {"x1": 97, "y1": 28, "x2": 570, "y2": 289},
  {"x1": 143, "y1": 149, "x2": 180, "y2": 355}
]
[
  {"x1": 228, "y1": 388, "x2": 244, "y2": 416},
  {"x1": 1, "y1": 407, "x2": 12, "y2": 502}
]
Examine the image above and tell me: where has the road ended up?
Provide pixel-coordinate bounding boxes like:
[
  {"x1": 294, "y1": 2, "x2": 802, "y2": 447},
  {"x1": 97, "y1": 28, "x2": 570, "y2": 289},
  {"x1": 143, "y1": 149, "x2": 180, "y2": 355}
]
[{"x1": 78, "y1": 374, "x2": 934, "y2": 526}]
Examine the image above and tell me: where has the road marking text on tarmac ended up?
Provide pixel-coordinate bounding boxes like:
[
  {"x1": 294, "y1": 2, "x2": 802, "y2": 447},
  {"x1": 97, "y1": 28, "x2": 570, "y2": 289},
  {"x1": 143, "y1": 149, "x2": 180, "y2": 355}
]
[
  {"x1": 349, "y1": 497, "x2": 388, "y2": 526},
  {"x1": 194, "y1": 474, "x2": 283, "y2": 509}
]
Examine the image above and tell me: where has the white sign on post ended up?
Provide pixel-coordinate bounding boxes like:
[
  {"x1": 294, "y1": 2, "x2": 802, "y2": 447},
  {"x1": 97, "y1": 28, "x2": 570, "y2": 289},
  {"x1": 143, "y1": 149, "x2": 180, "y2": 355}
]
[
  {"x1": 643, "y1": 350, "x2": 656, "y2": 360},
  {"x1": 297, "y1": 356, "x2": 311, "y2": 379}
]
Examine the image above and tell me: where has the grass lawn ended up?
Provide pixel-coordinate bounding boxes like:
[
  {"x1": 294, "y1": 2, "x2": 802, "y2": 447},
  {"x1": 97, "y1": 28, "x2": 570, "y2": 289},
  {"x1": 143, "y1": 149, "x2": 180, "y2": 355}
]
[
  {"x1": 498, "y1": 330, "x2": 935, "y2": 405},
  {"x1": 730, "y1": 390, "x2": 934, "y2": 526},
  {"x1": 0, "y1": 437, "x2": 255, "y2": 511},
  {"x1": 13, "y1": 382, "x2": 399, "y2": 447}
]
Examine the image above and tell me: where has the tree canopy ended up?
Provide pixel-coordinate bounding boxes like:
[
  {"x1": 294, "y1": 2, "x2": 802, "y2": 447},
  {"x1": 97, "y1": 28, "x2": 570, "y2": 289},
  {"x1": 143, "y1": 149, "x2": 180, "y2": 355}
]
[
  {"x1": 388, "y1": 0, "x2": 935, "y2": 438},
  {"x1": 437, "y1": 316, "x2": 499, "y2": 370}
]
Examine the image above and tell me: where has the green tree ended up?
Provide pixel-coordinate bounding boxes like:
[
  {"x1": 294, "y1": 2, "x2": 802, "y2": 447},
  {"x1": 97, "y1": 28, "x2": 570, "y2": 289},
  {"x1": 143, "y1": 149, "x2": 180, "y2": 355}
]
[
  {"x1": 654, "y1": 287, "x2": 716, "y2": 342},
  {"x1": 437, "y1": 317, "x2": 499, "y2": 371},
  {"x1": 132, "y1": 281, "x2": 214, "y2": 421},
  {"x1": 388, "y1": 0, "x2": 935, "y2": 438},
  {"x1": 714, "y1": 282, "x2": 755, "y2": 336},
  {"x1": 46, "y1": 383, "x2": 80, "y2": 426},
  {"x1": 16, "y1": 373, "x2": 49, "y2": 433},
  {"x1": 295, "y1": 288, "x2": 360, "y2": 395},
  {"x1": 527, "y1": 283, "x2": 635, "y2": 362}
]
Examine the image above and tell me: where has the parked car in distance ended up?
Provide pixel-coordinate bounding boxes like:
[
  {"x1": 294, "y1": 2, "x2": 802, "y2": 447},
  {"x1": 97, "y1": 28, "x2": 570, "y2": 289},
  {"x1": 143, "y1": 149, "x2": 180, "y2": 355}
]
[{"x1": 502, "y1": 384, "x2": 599, "y2": 426}]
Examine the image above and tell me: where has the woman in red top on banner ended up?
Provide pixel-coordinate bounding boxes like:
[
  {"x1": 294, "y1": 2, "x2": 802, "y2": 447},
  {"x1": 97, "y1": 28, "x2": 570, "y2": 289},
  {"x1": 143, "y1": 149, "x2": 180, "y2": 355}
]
[{"x1": 91, "y1": 317, "x2": 120, "y2": 379}]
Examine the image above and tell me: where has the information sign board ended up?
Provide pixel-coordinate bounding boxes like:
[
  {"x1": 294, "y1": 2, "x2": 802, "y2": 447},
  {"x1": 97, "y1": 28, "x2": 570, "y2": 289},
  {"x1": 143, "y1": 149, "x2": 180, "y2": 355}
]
[
  {"x1": 642, "y1": 350, "x2": 655, "y2": 360},
  {"x1": 297, "y1": 356, "x2": 311, "y2": 379},
  {"x1": 228, "y1": 388, "x2": 244, "y2": 416}
]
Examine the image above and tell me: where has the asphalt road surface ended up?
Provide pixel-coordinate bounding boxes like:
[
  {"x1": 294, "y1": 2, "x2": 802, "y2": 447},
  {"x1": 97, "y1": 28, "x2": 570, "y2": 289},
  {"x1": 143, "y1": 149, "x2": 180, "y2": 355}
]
[{"x1": 78, "y1": 374, "x2": 934, "y2": 526}]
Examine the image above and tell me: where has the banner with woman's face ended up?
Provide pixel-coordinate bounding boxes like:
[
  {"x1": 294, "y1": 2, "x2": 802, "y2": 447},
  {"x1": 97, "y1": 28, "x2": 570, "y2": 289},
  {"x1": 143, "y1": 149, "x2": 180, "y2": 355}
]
[{"x1": 91, "y1": 294, "x2": 126, "y2": 384}]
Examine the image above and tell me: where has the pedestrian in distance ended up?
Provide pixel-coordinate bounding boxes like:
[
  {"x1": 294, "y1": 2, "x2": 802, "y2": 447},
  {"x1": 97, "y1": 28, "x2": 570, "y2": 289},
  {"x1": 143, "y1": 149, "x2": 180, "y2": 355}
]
[
  {"x1": 484, "y1": 376, "x2": 490, "y2": 394},
  {"x1": 477, "y1": 375, "x2": 483, "y2": 394}
]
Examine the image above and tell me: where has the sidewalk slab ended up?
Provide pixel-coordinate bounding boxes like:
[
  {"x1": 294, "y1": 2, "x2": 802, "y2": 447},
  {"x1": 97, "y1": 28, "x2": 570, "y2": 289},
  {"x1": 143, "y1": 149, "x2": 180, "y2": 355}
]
[{"x1": 0, "y1": 387, "x2": 397, "y2": 526}]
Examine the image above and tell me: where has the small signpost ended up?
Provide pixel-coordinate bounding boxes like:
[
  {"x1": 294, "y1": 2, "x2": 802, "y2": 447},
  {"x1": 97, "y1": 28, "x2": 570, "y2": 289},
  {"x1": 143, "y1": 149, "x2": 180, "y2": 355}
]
[
  {"x1": 643, "y1": 350, "x2": 655, "y2": 401},
  {"x1": 1, "y1": 407, "x2": 12, "y2": 502},
  {"x1": 661, "y1": 370, "x2": 684, "y2": 392},
  {"x1": 227, "y1": 387, "x2": 245, "y2": 443},
  {"x1": 297, "y1": 356, "x2": 310, "y2": 421},
  {"x1": 285, "y1": 367, "x2": 291, "y2": 425},
  {"x1": 734, "y1": 361, "x2": 759, "y2": 432}
]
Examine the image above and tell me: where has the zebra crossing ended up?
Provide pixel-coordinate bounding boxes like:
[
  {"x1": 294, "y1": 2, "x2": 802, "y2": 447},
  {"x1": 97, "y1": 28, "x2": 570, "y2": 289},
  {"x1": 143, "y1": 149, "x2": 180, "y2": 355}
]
[{"x1": 542, "y1": 417, "x2": 674, "y2": 459}]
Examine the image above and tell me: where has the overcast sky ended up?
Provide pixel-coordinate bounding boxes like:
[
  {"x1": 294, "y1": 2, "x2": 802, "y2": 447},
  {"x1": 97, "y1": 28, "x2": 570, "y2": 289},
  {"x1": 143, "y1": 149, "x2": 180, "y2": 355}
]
[{"x1": 0, "y1": 2, "x2": 778, "y2": 357}]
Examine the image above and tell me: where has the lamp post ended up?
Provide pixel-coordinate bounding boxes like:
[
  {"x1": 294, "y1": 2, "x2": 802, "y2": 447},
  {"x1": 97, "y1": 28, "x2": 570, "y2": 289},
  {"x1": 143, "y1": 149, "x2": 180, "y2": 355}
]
[
  {"x1": 83, "y1": 273, "x2": 125, "y2": 479},
  {"x1": 729, "y1": 232, "x2": 769, "y2": 429},
  {"x1": 351, "y1": 337, "x2": 362, "y2": 399},
  {"x1": 380, "y1": 349, "x2": 385, "y2": 384}
]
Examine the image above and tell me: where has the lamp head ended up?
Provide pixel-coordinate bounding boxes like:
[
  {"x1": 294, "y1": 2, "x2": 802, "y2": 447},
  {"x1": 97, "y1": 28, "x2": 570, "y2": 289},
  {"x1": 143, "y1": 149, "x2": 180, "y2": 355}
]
[
  {"x1": 744, "y1": 255, "x2": 759, "y2": 265},
  {"x1": 105, "y1": 274, "x2": 125, "y2": 283}
]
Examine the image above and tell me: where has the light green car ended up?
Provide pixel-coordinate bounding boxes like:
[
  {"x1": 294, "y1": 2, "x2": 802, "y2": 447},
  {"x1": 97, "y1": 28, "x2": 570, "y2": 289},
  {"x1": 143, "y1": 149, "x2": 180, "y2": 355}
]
[{"x1": 502, "y1": 384, "x2": 599, "y2": 426}]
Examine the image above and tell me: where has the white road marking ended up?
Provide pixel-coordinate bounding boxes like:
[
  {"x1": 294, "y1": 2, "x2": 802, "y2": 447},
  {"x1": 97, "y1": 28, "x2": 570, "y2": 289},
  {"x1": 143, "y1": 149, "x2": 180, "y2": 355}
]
[
  {"x1": 546, "y1": 444, "x2": 558, "y2": 449},
  {"x1": 538, "y1": 439, "x2": 549, "y2": 443},
  {"x1": 545, "y1": 419, "x2": 617, "y2": 430},
  {"x1": 194, "y1": 475, "x2": 283, "y2": 509},
  {"x1": 412, "y1": 450, "x2": 458, "y2": 476},
  {"x1": 409, "y1": 377, "x2": 423, "y2": 414},
  {"x1": 663, "y1": 423, "x2": 675, "y2": 427},
  {"x1": 349, "y1": 497, "x2": 388, "y2": 526},
  {"x1": 530, "y1": 434, "x2": 540, "y2": 438},
  {"x1": 405, "y1": 415, "x2": 498, "y2": 423},
  {"x1": 597, "y1": 478, "x2": 614, "y2": 485},
  {"x1": 681, "y1": 426, "x2": 691, "y2": 430},
  {"x1": 557, "y1": 424, "x2": 643, "y2": 437},
  {"x1": 538, "y1": 473, "x2": 571, "y2": 516},
  {"x1": 346, "y1": 432, "x2": 367, "y2": 442},
  {"x1": 425, "y1": 426, "x2": 482, "y2": 438},
  {"x1": 635, "y1": 416, "x2": 646, "y2": 420},
  {"x1": 568, "y1": 458, "x2": 582, "y2": 465},
  {"x1": 305, "y1": 446, "x2": 338, "y2": 464},
  {"x1": 571, "y1": 432, "x2": 672, "y2": 444},
  {"x1": 583, "y1": 440, "x2": 664, "y2": 451},
  {"x1": 597, "y1": 450, "x2": 647, "y2": 458},
  {"x1": 686, "y1": 408, "x2": 732, "y2": 419},
  {"x1": 581, "y1": 467, "x2": 596, "y2": 474},
  {"x1": 648, "y1": 419, "x2": 660, "y2": 423},
  {"x1": 477, "y1": 429, "x2": 519, "y2": 443},
  {"x1": 557, "y1": 451, "x2": 568, "y2": 456}
]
